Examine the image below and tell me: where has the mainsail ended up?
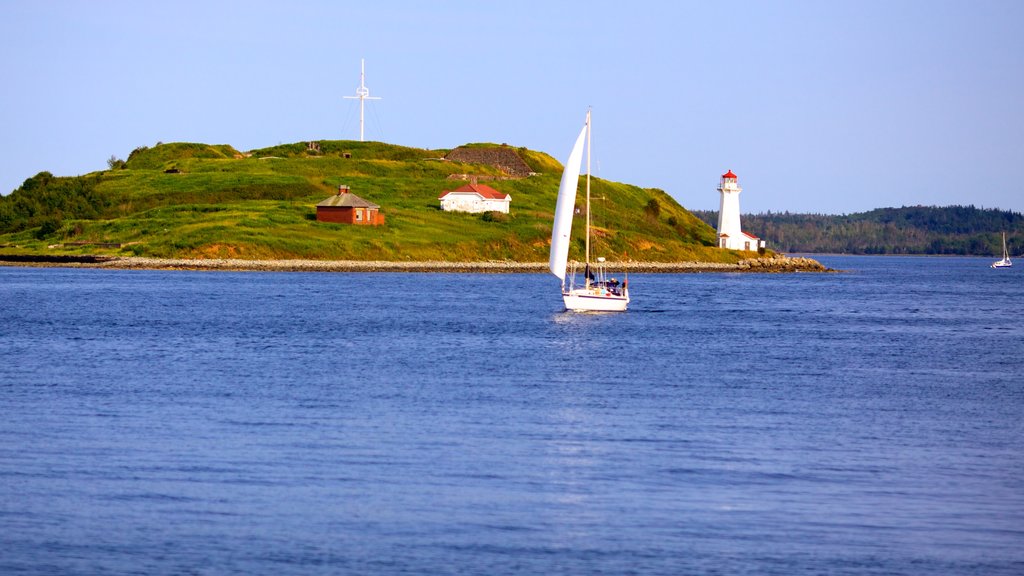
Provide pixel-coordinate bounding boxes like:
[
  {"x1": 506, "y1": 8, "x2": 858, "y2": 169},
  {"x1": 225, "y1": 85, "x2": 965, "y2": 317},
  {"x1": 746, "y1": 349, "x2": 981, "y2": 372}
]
[{"x1": 549, "y1": 123, "x2": 588, "y2": 281}]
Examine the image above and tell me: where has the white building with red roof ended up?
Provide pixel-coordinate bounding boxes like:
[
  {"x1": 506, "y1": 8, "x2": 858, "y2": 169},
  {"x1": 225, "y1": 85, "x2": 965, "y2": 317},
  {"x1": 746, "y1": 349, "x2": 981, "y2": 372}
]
[
  {"x1": 716, "y1": 170, "x2": 765, "y2": 252},
  {"x1": 438, "y1": 183, "x2": 511, "y2": 214}
]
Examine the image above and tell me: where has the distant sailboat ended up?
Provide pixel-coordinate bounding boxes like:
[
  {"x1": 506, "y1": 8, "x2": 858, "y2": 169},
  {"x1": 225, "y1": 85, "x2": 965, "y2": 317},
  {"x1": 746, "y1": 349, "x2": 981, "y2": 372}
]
[
  {"x1": 549, "y1": 110, "x2": 630, "y2": 312},
  {"x1": 992, "y1": 232, "x2": 1012, "y2": 268}
]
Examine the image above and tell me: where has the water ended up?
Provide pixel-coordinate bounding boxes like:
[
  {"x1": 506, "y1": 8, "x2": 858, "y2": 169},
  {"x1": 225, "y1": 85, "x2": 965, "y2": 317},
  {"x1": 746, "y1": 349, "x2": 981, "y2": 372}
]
[{"x1": 1, "y1": 256, "x2": 1022, "y2": 575}]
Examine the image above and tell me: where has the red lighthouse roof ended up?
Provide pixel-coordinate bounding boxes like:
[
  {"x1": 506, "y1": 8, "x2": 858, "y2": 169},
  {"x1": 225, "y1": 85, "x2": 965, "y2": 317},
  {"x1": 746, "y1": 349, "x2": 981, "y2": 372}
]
[{"x1": 722, "y1": 169, "x2": 737, "y2": 179}]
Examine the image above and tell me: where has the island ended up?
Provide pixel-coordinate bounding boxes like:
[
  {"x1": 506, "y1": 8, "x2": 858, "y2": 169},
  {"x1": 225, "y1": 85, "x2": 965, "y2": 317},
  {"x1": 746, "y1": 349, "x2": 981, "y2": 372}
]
[{"x1": 0, "y1": 140, "x2": 827, "y2": 272}]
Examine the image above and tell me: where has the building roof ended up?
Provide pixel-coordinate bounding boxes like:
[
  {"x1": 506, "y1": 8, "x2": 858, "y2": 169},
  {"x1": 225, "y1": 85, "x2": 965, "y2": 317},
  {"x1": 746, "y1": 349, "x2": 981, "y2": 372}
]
[
  {"x1": 317, "y1": 191, "x2": 379, "y2": 209},
  {"x1": 722, "y1": 169, "x2": 737, "y2": 179},
  {"x1": 438, "y1": 183, "x2": 510, "y2": 200},
  {"x1": 721, "y1": 231, "x2": 760, "y2": 240}
]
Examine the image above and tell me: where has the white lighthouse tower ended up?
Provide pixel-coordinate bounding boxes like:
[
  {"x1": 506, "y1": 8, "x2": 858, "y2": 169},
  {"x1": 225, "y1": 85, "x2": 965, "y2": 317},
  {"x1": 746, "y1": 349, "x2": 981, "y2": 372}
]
[{"x1": 716, "y1": 169, "x2": 762, "y2": 251}]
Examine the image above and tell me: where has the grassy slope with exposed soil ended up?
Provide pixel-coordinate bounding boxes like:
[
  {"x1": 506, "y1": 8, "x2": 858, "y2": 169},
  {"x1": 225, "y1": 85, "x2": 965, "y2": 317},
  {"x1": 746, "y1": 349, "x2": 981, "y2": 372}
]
[{"x1": 0, "y1": 140, "x2": 756, "y2": 263}]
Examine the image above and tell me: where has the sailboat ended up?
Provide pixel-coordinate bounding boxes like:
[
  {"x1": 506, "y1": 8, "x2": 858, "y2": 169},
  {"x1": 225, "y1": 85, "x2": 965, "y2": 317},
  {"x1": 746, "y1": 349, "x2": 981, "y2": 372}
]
[
  {"x1": 549, "y1": 110, "x2": 630, "y2": 312},
  {"x1": 992, "y1": 232, "x2": 1012, "y2": 268}
]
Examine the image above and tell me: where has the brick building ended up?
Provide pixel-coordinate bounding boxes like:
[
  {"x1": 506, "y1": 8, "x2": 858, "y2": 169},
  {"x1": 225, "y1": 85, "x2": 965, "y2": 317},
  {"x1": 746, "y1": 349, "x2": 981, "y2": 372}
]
[{"x1": 316, "y1": 186, "x2": 384, "y2": 225}]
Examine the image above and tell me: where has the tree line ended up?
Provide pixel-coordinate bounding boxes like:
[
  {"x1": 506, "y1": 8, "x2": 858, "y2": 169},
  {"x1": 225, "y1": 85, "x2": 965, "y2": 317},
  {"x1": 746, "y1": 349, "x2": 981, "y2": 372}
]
[
  {"x1": 692, "y1": 205, "x2": 1023, "y2": 256},
  {"x1": 0, "y1": 172, "x2": 112, "y2": 239}
]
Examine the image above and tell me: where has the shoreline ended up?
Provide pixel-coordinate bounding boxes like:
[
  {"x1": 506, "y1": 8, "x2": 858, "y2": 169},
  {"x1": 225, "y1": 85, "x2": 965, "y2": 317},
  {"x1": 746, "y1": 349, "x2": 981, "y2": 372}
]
[{"x1": 0, "y1": 255, "x2": 830, "y2": 273}]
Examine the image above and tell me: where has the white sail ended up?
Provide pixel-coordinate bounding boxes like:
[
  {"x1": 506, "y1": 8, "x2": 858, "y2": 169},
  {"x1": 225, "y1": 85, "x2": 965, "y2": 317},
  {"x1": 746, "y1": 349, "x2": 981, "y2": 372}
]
[
  {"x1": 549, "y1": 123, "x2": 588, "y2": 280},
  {"x1": 992, "y1": 232, "x2": 1013, "y2": 268}
]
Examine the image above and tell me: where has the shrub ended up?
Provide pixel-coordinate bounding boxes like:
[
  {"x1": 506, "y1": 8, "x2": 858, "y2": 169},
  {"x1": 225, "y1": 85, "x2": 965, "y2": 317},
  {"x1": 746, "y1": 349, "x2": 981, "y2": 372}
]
[
  {"x1": 644, "y1": 198, "x2": 661, "y2": 219},
  {"x1": 35, "y1": 215, "x2": 62, "y2": 239}
]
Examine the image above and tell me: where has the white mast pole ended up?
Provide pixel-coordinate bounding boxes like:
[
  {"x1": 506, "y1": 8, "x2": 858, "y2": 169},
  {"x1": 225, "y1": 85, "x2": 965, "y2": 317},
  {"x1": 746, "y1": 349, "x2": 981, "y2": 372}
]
[
  {"x1": 343, "y1": 59, "x2": 382, "y2": 142},
  {"x1": 359, "y1": 59, "x2": 366, "y2": 141},
  {"x1": 585, "y1": 108, "x2": 592, "y2": 285}
]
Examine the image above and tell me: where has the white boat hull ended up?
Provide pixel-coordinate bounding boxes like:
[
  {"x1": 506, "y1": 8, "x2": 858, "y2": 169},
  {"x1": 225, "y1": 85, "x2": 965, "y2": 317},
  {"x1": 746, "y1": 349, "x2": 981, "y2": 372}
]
[
  {"x1": 563, "y1": 288, "x2": 629, "y2": 312},
  {"x1": 992, "y1": 259, "x2": 1012, "y2": 268}
]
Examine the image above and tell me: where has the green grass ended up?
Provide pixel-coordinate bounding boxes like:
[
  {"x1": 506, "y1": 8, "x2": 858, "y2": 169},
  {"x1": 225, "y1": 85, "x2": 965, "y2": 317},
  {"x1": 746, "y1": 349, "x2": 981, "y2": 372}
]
[
  {"x1": 1, "y1": 140, "x2": 761, "y2": 263},
  {"x1": 125, "y1": 142, "x2": 241, "y2": 170}
]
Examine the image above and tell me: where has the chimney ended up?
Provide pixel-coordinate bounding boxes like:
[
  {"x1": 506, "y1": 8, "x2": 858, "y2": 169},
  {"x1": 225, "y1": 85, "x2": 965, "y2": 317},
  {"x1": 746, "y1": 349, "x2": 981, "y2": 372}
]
[
  {"x1": 470, "y1": 176, "x2": 478, "y2": 186},
  {"x1": 338, "y1": 184, "x2": 349, "y2": 196}
]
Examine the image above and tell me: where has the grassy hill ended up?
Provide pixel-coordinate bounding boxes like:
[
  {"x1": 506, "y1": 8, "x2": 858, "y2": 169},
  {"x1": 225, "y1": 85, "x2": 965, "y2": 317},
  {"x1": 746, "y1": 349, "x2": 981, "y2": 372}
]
[{"x1": 0, "y1": 140, "x2": 744, "y2": 263}]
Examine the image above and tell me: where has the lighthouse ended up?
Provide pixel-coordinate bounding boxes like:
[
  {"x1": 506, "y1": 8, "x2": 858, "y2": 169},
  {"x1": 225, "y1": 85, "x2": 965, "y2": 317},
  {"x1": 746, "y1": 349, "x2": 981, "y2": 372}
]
[{"x1": 716, "y1": 169, "x2": 762, "y2": 251}]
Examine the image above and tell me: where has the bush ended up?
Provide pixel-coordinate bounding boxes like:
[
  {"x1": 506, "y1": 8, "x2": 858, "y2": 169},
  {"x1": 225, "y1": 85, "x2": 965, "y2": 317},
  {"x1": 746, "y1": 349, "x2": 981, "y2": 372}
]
[
  {"x1": 644, "y1": 198, "x2": 661, "y2": 219},
  {"x1": 481, "y1": 211, "x2": 510, "y2": 223},
  {"x1": 35, "y1": 216, "x2": 62, "y2": 239}
]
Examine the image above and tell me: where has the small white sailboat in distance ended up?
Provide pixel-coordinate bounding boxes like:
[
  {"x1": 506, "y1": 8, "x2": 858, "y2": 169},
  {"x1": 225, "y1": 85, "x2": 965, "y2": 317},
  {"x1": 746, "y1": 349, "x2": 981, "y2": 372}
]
[
  {"x1": 992, "y1": 232, "x2": 1012, "y2": 268},
  {"x1": 549, "y1": 110, "x2": 630, "y2": 312}
]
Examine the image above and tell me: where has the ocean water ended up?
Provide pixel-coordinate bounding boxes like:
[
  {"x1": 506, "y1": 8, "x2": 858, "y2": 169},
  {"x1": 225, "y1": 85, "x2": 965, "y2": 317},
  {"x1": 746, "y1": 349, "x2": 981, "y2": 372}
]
[{"x1": 1, "y1": 256, "x2": 1022, "y2": 575}]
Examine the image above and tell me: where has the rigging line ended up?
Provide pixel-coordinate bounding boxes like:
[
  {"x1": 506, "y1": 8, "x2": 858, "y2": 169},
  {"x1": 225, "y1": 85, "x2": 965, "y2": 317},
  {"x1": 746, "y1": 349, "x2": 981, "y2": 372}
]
[
  {"x1": 368, "y1": 100, "x2": 386, "y2": 142},
  {"x1": 340, "y1": 99, "x2": 358, "y2": 141}
]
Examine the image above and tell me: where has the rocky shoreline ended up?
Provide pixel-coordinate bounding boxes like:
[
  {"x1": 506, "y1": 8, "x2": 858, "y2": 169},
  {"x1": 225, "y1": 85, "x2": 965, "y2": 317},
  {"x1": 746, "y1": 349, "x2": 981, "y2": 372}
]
[{"x1": 0, "y1": 255, "x2": 830, "y2": 273}]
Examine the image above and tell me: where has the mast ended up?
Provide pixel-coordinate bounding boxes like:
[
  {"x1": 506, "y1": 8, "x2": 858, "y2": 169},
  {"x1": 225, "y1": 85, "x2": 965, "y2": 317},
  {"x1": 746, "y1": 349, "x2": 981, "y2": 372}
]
[
  {"x1": 585, "y1": 108, "x2": 592, "y2": 286},
  {"x1": 343, "y1": 59, "x2": 382, "y2": 142},
  {"x1": 358, "y1": 60, "x2": 366, "y2": 141}
]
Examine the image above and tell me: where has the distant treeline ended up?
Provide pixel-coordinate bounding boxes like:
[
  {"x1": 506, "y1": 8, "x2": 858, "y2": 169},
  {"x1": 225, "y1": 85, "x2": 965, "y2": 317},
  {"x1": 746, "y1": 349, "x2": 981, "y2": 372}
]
[
  {"x1": 0, "y1": 172, "x2": 110, "y2": 238},
  {"x1": 692, "y1": 206, "x2": 1023, "y2": 256}
]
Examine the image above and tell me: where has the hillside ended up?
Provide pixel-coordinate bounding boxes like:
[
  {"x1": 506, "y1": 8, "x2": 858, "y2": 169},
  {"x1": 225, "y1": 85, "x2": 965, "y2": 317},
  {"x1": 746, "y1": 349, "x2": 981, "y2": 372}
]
[
  {"x1": 693, "y1": 206, "x2": 1023, "y2": 255},
  {"x1": 0, "y1": 140, "x2": 742, "y2": 263}
]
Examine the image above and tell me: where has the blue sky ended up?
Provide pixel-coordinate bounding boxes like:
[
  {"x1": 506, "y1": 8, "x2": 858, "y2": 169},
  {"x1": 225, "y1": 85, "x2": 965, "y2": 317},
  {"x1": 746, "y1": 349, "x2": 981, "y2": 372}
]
[{"x1": 1, "y1": 0, "x2": 1022, "y2": 214}]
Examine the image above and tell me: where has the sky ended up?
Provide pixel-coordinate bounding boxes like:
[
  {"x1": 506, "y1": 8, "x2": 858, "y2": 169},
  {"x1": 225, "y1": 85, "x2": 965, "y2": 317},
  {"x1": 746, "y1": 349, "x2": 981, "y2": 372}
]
[{"x1": 1, "y1": 0, "x2": 1022, "y2": 214}]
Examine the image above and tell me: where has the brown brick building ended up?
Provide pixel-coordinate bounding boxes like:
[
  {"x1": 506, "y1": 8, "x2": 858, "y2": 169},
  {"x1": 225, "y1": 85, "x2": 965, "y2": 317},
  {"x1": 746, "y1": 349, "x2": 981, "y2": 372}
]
[{"x1": 316, "y1": 186, "x2": 384, "y2": 225}]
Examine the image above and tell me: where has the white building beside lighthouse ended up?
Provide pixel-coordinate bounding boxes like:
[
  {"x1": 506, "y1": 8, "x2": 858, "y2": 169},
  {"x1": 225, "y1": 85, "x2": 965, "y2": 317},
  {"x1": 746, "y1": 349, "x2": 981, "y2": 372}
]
[{"x1": 716, "y1": 169, "x2": 764, "y2": 252}]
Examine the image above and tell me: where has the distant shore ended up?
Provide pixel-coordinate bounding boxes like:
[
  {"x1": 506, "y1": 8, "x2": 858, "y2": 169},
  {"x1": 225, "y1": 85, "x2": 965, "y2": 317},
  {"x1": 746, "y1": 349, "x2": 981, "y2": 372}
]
[{"x1": 0, "y1": 255, "x2": 830, "y2": 273}]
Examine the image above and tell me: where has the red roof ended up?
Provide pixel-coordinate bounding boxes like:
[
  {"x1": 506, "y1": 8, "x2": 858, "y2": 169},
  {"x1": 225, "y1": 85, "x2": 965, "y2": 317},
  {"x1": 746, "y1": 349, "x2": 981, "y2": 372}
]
[
  {"x1": 438, "y1": 183, "x2": 509, "y2": 200},
  {"x1": 722, "y1": 170, "x2": 737, "y2": 179}
]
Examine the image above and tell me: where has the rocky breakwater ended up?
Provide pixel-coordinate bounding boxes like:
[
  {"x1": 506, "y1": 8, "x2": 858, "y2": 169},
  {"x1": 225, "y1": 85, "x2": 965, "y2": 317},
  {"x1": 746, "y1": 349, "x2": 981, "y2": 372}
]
[
  {"x1": 619, "y1": 255, "x2": 828, "y2": 273},
  {"x1": 735, "y1": 256, "x2": 830, "y2": 272}
]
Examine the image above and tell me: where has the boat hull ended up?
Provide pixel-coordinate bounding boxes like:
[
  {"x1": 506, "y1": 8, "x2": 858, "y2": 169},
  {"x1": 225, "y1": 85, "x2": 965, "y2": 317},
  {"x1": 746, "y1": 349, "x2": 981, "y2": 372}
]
[
  {"x1": 992, "y1": 260, "x2": 1012, "y2": 268},
  {"x1": 563, "y1": 288, "x2": 629, "y2": 312}
]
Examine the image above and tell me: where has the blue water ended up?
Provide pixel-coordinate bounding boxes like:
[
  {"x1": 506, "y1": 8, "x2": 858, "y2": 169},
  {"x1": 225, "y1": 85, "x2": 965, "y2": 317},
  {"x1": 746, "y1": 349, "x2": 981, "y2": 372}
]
[{"x1": 1, "y1": 256, "x2": 1022, "y2": 575}]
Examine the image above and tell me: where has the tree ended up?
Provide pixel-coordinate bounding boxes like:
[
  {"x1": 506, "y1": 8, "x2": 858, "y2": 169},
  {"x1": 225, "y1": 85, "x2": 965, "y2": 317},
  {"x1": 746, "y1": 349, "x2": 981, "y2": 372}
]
[{"x1": 107, "y1": 155, "x2": 126, "y2": 170}]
